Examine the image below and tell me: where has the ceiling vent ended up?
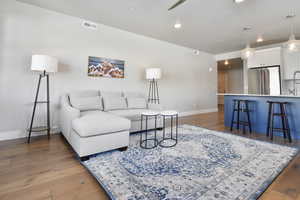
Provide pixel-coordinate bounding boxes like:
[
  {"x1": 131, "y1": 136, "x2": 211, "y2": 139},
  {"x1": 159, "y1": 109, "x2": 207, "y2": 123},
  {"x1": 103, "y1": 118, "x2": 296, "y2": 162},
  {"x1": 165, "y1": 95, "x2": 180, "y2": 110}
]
[{"x1": 82, "y1": 21, "x2": 98, "y2": 30}]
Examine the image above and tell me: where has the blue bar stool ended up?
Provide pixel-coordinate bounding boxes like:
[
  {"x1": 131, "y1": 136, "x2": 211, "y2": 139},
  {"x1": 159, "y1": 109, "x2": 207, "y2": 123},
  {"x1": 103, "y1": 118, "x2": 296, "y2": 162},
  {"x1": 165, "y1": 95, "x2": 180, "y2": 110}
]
[
  {"x1": 266, "y1": 101, "x2": 292, "y2": 143},
  {"x1": 230, "y1": 99, "x2": 252, "y2": 134}
]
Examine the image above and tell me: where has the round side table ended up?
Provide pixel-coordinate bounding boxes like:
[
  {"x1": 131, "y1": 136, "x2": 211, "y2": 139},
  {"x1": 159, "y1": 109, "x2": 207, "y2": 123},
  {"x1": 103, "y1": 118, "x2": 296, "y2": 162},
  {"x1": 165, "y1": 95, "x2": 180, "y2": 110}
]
[
  {"x1": 140, "y1": 111, "x2": 159, "y2": 149},
  {"x1": 159, "y1": 110, "x2": 178, "y2": 148}
]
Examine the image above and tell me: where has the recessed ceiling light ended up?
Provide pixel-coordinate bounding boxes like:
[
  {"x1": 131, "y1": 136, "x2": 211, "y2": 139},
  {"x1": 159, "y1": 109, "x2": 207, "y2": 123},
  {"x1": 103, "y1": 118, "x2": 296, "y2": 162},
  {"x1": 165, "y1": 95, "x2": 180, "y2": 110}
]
[
  {"x1": 234, "y1": 0, "x2": 245, "y2": 3},
  {"x1": 224, "y1": 60, "x2": 229, "y2": 65},
  {"x1": 193, "y1": 50, "x2": 200, "y2": 55},
  {"x1": 174, "y1": 22, "x2": 182, "y2": 29},
  {"x1": 257, "y1": 36, "x2": 264, "y2": 43}
]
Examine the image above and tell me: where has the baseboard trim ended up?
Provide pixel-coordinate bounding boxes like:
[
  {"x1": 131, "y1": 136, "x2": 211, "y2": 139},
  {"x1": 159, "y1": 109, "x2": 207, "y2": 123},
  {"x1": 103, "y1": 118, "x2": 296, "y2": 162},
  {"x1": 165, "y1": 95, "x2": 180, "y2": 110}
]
[
  {"x1": 179, "y1": 108, "x2": 219, "y2": 117},
  {"x1": 0, "y1": 126, "x2": 60, "y2": 142}
]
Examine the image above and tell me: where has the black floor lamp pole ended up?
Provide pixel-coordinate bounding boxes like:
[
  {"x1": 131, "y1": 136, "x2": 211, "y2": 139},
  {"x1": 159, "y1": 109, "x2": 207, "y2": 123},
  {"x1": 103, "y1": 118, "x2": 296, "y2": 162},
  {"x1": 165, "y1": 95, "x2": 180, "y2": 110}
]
[
  {"x1": 27, "y1": 70, "x2": 50, "y2": 143},
  {"x1": 148, "y1": 78, "x2": 160, "y2": 104}
]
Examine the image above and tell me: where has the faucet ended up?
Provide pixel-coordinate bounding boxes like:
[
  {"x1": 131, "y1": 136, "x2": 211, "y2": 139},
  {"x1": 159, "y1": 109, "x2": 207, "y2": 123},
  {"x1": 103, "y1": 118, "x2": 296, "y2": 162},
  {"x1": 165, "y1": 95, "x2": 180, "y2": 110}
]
[{"x1": 290, "y1": 71, "x2": 300, "y2": 96}]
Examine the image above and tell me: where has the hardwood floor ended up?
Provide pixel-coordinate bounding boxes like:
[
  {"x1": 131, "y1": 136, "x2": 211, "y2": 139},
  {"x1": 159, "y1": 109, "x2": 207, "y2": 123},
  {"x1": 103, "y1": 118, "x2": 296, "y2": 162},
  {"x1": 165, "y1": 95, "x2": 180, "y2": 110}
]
[{"x1": 0, "y1": 112, "x2": 300, "y2": 200}]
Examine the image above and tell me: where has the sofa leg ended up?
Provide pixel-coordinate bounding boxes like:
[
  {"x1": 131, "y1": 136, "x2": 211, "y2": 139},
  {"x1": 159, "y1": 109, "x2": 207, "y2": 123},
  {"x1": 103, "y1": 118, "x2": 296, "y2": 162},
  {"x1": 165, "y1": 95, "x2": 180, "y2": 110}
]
[
  {"x1": 80, "y1": 156, "x2": 90, "y2": 162},
  {"x1": 119, "y1": 146, "x2": 128, "y2": 152}
]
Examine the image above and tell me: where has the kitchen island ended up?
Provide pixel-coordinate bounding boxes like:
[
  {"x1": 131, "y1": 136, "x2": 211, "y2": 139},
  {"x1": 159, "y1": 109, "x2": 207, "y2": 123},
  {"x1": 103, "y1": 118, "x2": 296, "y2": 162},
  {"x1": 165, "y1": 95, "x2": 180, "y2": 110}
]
[{"x1": 218, "y1": 93, "x2": 300, "y2": 140}]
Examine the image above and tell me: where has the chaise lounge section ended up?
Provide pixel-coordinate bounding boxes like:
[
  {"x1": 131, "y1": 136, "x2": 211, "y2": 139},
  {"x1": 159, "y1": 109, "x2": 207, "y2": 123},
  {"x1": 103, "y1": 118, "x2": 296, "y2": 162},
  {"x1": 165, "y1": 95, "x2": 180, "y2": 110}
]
[{"x1": 59, "y1": 90, "x2": 162, "y2": 159}]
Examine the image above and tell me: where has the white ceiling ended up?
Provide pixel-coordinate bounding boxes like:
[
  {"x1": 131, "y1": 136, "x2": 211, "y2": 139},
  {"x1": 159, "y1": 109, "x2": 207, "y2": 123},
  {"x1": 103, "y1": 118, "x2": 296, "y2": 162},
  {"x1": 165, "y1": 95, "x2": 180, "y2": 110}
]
[{"x1": 17, "y1": 0, "x2": 300, "y2": 54}]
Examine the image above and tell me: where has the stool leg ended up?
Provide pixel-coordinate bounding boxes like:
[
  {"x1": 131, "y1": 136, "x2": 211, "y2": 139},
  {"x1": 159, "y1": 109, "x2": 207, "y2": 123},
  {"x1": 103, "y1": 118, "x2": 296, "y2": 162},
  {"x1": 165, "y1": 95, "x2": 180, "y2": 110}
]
[
  {"x1": 270, "y1": 103, "x2": 274, "y2": 141},
  {"x1": 242, "y1": 102, "x2": 246, "y2": 134},
  {"x1": 266, "y1": 103, "x2": 272, "y2": 137},
  {"x1": 279, "y1": 104, "x2": 287, "y2": 139},
  {"x1": 245, "y1": 101, "x2": 252, "y2": 133},
  {"x1": 282, "y1": 104, "x2": 292, "y2": 143},
  {"x1": 230, "y1": 101, "x2": 236, "y2": 131},
  {"x1": 237, "y1": 101, "x2": 241, "y2": 131}
]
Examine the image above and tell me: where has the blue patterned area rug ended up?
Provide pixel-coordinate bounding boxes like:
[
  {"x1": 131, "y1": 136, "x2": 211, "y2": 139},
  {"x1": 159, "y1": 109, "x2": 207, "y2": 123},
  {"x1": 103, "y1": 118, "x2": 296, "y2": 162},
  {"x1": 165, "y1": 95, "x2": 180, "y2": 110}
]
[{"x1": 81, "y1": 125, "x2": 298, "y2": 200}]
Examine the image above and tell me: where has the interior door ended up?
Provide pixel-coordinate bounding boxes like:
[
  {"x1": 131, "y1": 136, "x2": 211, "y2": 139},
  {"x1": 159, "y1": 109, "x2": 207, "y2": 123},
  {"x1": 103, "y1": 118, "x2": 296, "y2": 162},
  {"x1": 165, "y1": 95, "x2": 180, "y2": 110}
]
[{"x1": 218, "y1": 70, "x2": 228, "y2": 105}]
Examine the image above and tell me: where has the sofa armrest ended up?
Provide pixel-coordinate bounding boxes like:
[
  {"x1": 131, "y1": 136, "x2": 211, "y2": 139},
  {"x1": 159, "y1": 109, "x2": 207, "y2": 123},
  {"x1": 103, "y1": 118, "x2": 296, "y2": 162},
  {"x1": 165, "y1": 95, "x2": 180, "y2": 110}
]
[
  {"x1": 59, "y1": 95, "x2": 80, "y2": 139},
  {"x1": 148, "y1": 103, "x2": 163, "y2": 111}
]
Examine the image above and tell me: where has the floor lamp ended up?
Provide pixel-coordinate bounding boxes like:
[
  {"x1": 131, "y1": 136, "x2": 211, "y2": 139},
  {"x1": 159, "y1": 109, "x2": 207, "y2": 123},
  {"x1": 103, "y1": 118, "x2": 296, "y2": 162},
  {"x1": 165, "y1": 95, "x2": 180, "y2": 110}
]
[
  {"x1": 28, "y1": 55, "x2": 58, "y2": 143},
  {"x1": 146, "y1": 68, "x2": 161, "y2": 104}
]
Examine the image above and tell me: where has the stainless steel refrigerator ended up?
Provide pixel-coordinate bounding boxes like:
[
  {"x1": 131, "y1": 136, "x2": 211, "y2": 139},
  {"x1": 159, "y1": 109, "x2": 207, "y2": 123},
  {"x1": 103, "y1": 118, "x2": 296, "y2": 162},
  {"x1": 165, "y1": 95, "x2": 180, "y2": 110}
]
[{"x1": 248, "y1": 66, "x2": 281, "y2": 95}]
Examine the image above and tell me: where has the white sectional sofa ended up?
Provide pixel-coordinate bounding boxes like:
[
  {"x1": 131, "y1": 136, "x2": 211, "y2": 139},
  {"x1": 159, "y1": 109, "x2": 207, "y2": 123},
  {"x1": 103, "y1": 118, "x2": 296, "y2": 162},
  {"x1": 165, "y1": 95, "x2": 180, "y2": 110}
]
[{"x1": 59, "y1": 90, "x2": 162, "y2": 160}]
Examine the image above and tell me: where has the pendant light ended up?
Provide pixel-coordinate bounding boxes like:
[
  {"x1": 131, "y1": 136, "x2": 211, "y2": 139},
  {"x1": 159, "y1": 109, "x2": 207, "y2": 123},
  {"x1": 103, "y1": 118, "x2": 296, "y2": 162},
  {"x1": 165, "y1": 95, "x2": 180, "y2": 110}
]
[
  {"x1": 285, "y1": 15, "x2": 300, "y2": 52},
  {"x1": 241, "y1": 27, "x2": 255, "y2": 60}
]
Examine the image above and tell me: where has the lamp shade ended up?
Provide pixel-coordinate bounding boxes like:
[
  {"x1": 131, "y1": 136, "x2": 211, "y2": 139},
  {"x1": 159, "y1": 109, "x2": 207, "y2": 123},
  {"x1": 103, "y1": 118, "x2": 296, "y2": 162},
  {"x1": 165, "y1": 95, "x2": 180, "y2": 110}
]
[
  {"x1": 146, "y1": 68, "x2": 161, "y2": 80},
  {"x1": 31, "y1": 55, "x2": 58, "y2": 73}
]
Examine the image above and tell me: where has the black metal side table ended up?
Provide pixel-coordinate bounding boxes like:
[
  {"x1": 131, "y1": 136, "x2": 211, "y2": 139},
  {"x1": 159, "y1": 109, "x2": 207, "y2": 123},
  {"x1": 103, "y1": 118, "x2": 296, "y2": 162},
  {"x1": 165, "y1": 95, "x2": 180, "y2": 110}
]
[
  {"x1": 159, "y1": 110, "x2": 178, "y2": 148},
  {"x1": 140, "y1": 111, "x2": 159, "y2": 149}
]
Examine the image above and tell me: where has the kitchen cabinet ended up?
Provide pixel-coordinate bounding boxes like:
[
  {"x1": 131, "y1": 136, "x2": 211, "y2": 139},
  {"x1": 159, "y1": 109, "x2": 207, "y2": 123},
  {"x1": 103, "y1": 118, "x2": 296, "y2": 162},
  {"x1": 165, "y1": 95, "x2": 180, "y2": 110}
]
[
  {"x1": 283, "y1": 48, "x2": 300, "y2": 80},
  {"x1": 247, "y1": 47, "x2": 281, "y2": 68}
]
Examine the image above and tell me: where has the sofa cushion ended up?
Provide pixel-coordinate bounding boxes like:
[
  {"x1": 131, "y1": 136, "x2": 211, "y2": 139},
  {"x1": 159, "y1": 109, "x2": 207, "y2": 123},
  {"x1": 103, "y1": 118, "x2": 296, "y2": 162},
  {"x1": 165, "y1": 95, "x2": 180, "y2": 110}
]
[
  {"x1": 103, "y1": 97, "x2": 127, "y2": 111},
  {"x1": 72, "y1": 112, "x2": 130, "y2": 137},
  {"x1": 71, "y1": 96, "x2": 103, "y2": 111},
  {"x1": 69, "y1": 90, "x2": 102, "y2": 111},
  {"x1": 109, "y1": 109, "x2": 155, "y2": 121},
  {"x1": 80, "y1": 110, "x2": 103, "y2": 117},
  {"x1": 127, "y1": 98, "x2": 147, "y2": 109},
  {"x1": 123, "y1": 92, "x2": 144, "y2": 98},
  {"x1": 101, "y1": 91, "x2": 123, "y2": 98},
  {"x1": 69, "y1": 90, "x2": 100, "y2": 98}
]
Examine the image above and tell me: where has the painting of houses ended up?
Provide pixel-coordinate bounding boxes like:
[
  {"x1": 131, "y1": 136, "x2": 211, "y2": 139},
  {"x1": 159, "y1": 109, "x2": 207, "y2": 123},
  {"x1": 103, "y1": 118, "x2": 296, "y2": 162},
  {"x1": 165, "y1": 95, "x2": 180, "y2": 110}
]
[{"x1": 88, "y1": 56, "x2": 125, "y2": 78}]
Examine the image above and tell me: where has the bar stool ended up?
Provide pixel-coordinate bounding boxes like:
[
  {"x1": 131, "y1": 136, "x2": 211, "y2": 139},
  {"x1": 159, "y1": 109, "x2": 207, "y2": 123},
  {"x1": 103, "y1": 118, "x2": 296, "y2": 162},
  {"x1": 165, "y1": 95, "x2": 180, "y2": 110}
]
[
  {"x1": 266, "y1": 101, "x2": 292, "y2": 143},
  {"x1": 230, "y1": 99, "x2": 252, "y2": 134}
]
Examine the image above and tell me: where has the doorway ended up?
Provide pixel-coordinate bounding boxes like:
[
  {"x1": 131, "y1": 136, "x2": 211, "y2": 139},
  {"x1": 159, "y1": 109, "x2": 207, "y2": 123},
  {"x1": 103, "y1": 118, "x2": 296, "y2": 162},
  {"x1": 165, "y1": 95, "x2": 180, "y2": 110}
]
[{"x1": 217, "y1": 58, "x2": 244, "y2": 109}]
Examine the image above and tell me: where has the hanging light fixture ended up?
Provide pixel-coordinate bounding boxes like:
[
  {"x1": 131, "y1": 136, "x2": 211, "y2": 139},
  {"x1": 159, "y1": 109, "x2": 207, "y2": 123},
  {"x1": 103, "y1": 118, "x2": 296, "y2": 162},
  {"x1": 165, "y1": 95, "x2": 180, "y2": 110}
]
[
  {"x1": 285, "y1": 15, "x2": 300, "y2": 52},
  {"x1": 241, "y1": 27, "x2": 255, "y2": 60},
  {"x1": 287, "y1": 34, "x2": 300, "y2": 51}
]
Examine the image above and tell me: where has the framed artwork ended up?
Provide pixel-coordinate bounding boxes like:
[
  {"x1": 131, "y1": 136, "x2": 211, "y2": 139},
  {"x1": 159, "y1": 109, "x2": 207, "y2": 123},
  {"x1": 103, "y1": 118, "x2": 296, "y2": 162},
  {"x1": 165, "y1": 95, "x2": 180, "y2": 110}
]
[{"x1": 88, "y1": 56, "x2": 125, "y2": 78}]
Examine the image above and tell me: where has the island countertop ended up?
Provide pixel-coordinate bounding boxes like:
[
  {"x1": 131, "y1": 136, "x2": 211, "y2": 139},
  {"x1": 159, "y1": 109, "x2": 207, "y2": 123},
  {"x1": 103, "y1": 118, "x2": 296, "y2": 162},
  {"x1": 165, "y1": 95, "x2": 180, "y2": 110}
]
[{"x1": 217, "y1": 93, "x2": 300, "y2": 98}]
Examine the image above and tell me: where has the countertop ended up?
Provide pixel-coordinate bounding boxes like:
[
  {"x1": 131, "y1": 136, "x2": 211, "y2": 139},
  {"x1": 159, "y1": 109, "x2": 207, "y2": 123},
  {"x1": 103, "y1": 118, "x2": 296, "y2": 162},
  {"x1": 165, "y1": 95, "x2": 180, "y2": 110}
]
[{"x1": 217, "y1": 93, "x2": 300, "y2": 98}]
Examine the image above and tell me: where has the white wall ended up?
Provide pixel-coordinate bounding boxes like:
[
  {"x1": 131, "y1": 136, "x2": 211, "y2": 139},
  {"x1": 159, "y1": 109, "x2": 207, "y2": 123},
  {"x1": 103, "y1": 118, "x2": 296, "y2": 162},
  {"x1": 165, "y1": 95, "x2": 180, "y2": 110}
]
[
  {"x1": 0, "y1": 0, "x2": 217, "y2": 140},
  {"x1": 227, "y1": 67, "x2": 244, "y2": 93}
]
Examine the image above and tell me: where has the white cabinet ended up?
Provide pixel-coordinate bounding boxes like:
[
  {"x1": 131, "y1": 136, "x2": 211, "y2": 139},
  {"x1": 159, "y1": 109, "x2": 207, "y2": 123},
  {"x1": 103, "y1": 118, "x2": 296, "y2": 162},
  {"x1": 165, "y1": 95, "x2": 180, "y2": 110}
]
[
  {"x1": 283, "y1": 48, "x2": 300, "y2": 80},
  {"x1": 247, "y1": 47, "x2": 281, "y2": 68}
]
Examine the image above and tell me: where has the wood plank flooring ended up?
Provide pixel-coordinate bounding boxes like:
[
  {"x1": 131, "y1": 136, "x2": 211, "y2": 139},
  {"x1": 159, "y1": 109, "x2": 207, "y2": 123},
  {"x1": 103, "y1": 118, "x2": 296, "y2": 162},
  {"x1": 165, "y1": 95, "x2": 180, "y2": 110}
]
[{"x1": 0, "y1": 112, "x2": 300, "y2": 200}]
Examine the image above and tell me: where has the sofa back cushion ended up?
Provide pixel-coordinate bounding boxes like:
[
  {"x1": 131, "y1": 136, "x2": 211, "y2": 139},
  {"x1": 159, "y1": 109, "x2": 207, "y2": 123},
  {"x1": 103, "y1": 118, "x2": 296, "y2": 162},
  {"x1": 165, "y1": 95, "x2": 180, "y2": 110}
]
[
  {"x1": 101, "y1": 91, "x2": 123, "y2": 98},
  {"x1": 69, "y1": 90, "x2": 103, "y2": 111},
  {"x1": 103, "y1": 96, "x2": 127, "y2": 111},
  {"x1": 126, "y1": 97, "x2": 147, "y2": 109},
  {"x1": 123, "y1": 92, "x2": 144, "y2": 98}
]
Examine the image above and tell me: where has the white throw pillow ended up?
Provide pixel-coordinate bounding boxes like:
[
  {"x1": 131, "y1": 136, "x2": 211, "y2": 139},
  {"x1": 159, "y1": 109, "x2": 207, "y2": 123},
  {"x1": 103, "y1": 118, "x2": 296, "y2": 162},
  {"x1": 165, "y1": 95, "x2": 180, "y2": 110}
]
[
  {"x1": 127, "y1": 98, "x2": 147, "y2": 109},
  {"x1": 103, "y1": 97, "x2": 127, "y2": 111},
  {"x1": 70, "y1": 96, "x2": 103, "y2": 111}
]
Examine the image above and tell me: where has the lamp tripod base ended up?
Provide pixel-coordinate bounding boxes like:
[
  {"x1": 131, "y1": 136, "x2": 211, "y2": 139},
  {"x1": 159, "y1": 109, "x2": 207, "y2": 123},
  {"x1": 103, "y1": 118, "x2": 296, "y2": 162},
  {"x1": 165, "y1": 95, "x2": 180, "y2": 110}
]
[
  {"x1": 27, "y1": 71, "x2": 51, "y2": 143},
  {"x1": 148, "y1": 79, "x2": 160, "y2": 104}
]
